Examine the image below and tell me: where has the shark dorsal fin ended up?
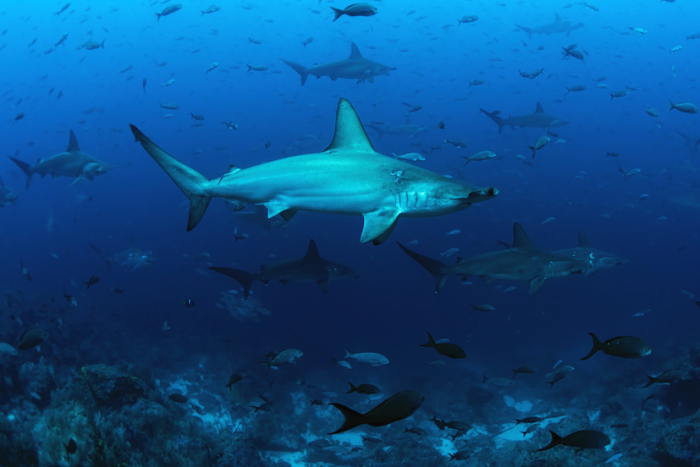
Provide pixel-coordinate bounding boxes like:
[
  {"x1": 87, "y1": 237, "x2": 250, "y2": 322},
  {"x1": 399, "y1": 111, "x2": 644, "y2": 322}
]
[
  {"x1": 512, "y1": 222, "x2": 535, "y2": 250},
  {"x1": 324, "y1": 98, "x2": 376, "y2": 153},
  {"x1": 578, "y1": 232, "x2": 592, "y2": 248},
  {"x1": 554, "y1": 13, "x2": 562, "y2": 21},
  {"x1": 67, "y1": 130, "x2": 81, "y2": 152},
  {"x1": 304, "y1": 239, "x2": 320, "y2": 259},
  {"x1": 534, "y1": 102, "x2": 545, "y2": 114},
  {"x1": 349, "y1": 42, "x2": 363, "y2": 59}
]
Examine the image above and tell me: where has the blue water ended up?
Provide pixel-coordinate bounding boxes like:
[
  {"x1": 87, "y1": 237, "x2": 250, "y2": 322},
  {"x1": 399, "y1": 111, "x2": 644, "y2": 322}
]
[{"x1": 1, "y1": 1, "x2": 700, "y2": 465}]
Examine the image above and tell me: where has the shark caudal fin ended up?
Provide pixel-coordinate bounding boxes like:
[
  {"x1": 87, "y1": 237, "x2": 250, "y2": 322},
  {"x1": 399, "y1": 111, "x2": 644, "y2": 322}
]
[
  {"x1": 397, "y1": 242, "x2": 448, "y2": 293},
  {"x1": 129, "y1": 125, "x2": 212, "y2": 231},
  {"x1": 580, "y1": 333, "x2": 604, "y2": 360},
  {"x1": 479, "y1": 109, "x2": 505, "y2": 134},
  {"x1": 8, "y1": 157, "x2": 33, "y2": 188},
  {"x1": 208, "y1": 267, "x2": 255, "y2": 300},
  {"x1": 328, "y1": 403, "x2": 365, "y2": 434},
  {"x1": 280, "y1": 59, "x2": 309, "y2": 86},
  {"x1": 515, "y1": 24, "x2": 534, "y2": 39}
]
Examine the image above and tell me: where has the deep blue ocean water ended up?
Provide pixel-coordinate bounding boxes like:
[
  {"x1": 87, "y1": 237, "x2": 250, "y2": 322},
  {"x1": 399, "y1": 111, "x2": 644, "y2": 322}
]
[{"x1": 1, "y1": 1, "x2": 700, "y2": 466}]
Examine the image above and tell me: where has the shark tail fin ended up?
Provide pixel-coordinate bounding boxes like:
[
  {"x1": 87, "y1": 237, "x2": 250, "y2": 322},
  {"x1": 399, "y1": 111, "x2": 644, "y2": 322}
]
[
  {"x1": 479, "y1": 109, "x2": 505, "y2": 134},
  {"x1": 329, "y1": 403, "x2": 365, "y2": 434},
  {"x1": 9, "y1": 157, "x2": 33, "y2": 188},
  {"x1": 280, "y1": 59, "x2": 309, "y2": 86},
  {"x1": 208, "y1": 267, "x2": 254, "y2": 300},
  {"x1": 330, "y1": 7, "x2": 344, "y2": 22},
  {"x1": 129, "y1": 125, "x2": 212, "y2": 231},
  {"x1": 397, "y1": 242, "x2": 448, "y2": 293},
  {"x1": 580, "y1": 333, "x2": 603, "y2": 360}
]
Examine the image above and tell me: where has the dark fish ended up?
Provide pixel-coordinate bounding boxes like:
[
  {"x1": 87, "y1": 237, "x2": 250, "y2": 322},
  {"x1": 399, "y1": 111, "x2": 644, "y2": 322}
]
[
  {"x1": 331, "y1": 3, "x2": 378, "y2": 22},
  {"x1": 580, "y1": 333, "x2": 651, "y2": 360},
  {"x1": 511, "y1": 365, "x2": 537, "y2": 378},
  {"x1": 64, "y1": 438, "x2": 77, "y2": 455},
  {"x1": 643, "y1": 369, "x2": 683, "y2": 388},
  {"x1": 548, "y1": 372, "x2": 566, "y2": 388},
  {"x1": 168, "y1": 393, "x2": 188, "y2": 403},
  {"x1": 142, "y1": 78, "x2": 147, "y2": 93},
  {"x1": 362, "y1": 436, "x2": 382, "y2": 444},
  {"x1": 404, "y1": 426, "x2": 427, "y2": 435},
  {"x1": 420, "y1": 332, "x2": 466, "y2": 359},
  {"x1": 157, "y1": 4, "x2": 182, "y2": 21},
  {"x1": 310, "y1": 399, "x2": 324, "y2": 406},
  {"x1": 537, "y1": 430, "x2": 610, "y2": 451},
  {"x1": 438, "y1": 121, "x2": 445, "y2": 130},
  {"x1": 19, "y1": 329, "x2": 49, "y2": 350},
  {"x1": 190, "y1": 113, "x2": 205, "y2": 121},
  {"x1": 347, "y1": 382, "x2": 380, "y2": 394},
  {"x1": 515, "y1": 416, "x2": 543, "y2": 424},
  {"x1": 431, "y1": 416, "x2": 446, "y2": 430},
  {"x1": 55, "y1": 3, "x2": 71, "y2": 15},
  {"x1": 449, "y1": 450, "x2": 471, "y2": 461},
  {"x1": 226, "y1": 372, "x2": 244, "y2": 390},
  {"x1": 84, "y1": 275, "x2": 100, "y2": 289},
  {"x1": 111, "y1": 287, "x2": 125, "y2": 294},
  {"x1": 191, "y1": 402, "x2": 205, "y2": 415},
  {"x1": 445, "y1": 421, "x2": 470, "y2": 431},
  {"x1": 14, "y1": 113, "x2": 24, "y2": 121},
  {"x1": 611, "y1": 424, "x2": 628, "y2": 428},
  {"x1": 329, "y1": 390, "x2": 424, "y2": 434},
  {"x1": 522, "y1": 424, "x2": 539, "y2": 436}
]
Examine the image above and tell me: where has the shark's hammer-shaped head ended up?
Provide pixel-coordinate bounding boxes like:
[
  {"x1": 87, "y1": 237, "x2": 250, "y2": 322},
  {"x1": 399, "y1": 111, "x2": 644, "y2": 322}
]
[{"x1": 82, "y1": 161, "x2": 115, "y2": 180}]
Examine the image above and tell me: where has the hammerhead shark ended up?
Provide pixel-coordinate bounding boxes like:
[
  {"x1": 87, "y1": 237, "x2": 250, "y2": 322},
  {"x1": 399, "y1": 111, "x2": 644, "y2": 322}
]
[
  {"x1": 367, "y1": 115, "x2": 427, "y2": 139},
  {"x1": 480, "y1": 102, "x2": 569, "y2": 134},
  {"x1": 129, "y1": 98, "x2": 498, "y2": 244},
  {"x1": 209, "y1": 239, "x2": 358, "y2": 299},
  {"x1": 516, "y1": 13, "x2": 584, "y2": 38},
  {"x1": 397, "y1": 222, "x2": 586, "y2": 295},
  {"x1": 280, "y1": 42, "x2": 395, "y2": 85},
  {"x1": 9, "y1": 130, "x2": 114, "y2": 187},
  {"x1": 553, "y1": 232, "x2": 628, "y2": 275}
]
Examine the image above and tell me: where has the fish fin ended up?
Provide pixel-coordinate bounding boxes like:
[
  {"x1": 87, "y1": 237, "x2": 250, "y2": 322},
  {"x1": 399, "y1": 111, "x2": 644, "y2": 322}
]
[
  {"x1": 346, "y1": 382, "x2": 357, "y2": 393},
  {"x1": 264, "y1": 202, "x2": 289, "y2": 219},
  {"x1": 534, "y1": 102, "x2": 545, "y2": 114},
  {"x1": 130, "y1": 125, "x2": 211, "y2": 231},
  {"x1": 537, "y1": 431, "x2": 563, "y2": 451},
  {"x1": 529, "y1": 276, "x2": 546, "y2": 295},
  {"x1": 580, "y1": 332, "x2": 603, "y2": 360},
  {"x1": 512, "y1": 222, "x2": 535, "y2": 249},
  {"x1": 344, "y1": 349, "x2": 352, "y2": 359},
  {"x1": 317, "y1": 279, "x2": 329, "y2": 294},
  {"x1": 209, "y1": 267, "x2": 254, "y2": 300},
  {"x1": 67, "y1": 130, "x2": 81, "y2": 152},
  {"x1": 371, "y1": 217, "x2": 398, "y2": 245},
  {"x1": 330, "y1": 7, "x2": 344, "y2": 22},
  {"x1": 280, "y1": 209, "x2": 297, "y2": 221},
  {"x1": 349, "y1": 42, "x2": 363, "y2": 59},
  {"x1": 360, "y1": 208, "x2": 399, "y2": 244},
  {"x1": 304, "y1": 240, "x2": 320, "y2": 259},
  {"x1": 420, "y1": 331, "x2": 436, "y2": 348},
  {"x1": 329, "y1": 403, "x2": 365, "y2": 434},
  {"x1": 479, "y1": 108, "x2": 505, "y2": 133},
  {"x1": 397, "y1": 242, "x2": 448, "y2": 293},
  {"x1": 643, "y1": 375, "x2": 656, "y2": 388},
  {"x1": 554, "y1": 13, "x2": 562, "y2": 21},
  {"x1": 70, "y1": 175, "x2": 84, "y2": 186},
  {"x1": 280, "y1": 59, "x2": 309, "y2": 86},
  {"x1": 9, "y1": 157, "x2": 33, "y2": 188},
  {"x1": 324, "y1": 98, "x2": 375, "y2": 153},
  {"x1": 578, "y1": 232, "x2": 592, "y2": 248}
]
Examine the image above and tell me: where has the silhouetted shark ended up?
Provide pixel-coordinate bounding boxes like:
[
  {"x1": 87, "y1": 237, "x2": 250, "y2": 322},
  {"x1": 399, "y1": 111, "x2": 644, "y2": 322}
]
[
  {"x1": 480, "y1": 102, "x2": 569, "y2": 133},
  {"x1": 516, "y1": 13, "x2": 584, "y2": 38}
]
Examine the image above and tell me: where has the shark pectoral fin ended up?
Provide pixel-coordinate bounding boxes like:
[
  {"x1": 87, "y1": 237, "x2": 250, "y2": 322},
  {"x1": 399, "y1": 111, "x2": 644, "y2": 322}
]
[
  {"x1": 280, "y1": 209, "x2": 297, "y2": 221},
  {"x1": 265, "y1": 202, "x2": 289, "y2": 219},
  {"x1": 529, "y1": 276, "x2": 546, "y2": 295},
  {"x1": 317, "y1": 279, "x2": 329, "y2": 294},
  {"x1": 366, "y1": 75, "x2": 374, "y2": 83},
  {"x1": 70, "y1": 175, "x2": 84, "y2": 186},
  {"x1": 361, "y1": 209, "x2": 399, "y2": 244},
  {"x1": 227, "y1": 200, "x2": 247, "y2": 211}
]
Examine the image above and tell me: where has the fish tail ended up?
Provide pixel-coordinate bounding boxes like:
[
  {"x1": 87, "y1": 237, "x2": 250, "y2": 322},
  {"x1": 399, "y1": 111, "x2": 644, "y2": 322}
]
[
  {"x1": 580, "y1": 332, "x2": 603, "y2": 360},
  {"x1": 346, "y1": 382, "x2": 357, "y2": 394},
  {"x1": 208, "y1": 267, "x2": 254, "y2": 299},
  {"x1": 420, "y1": 331, "x2": 436, "y2": 348},
  {"x1": 529, "y1": 146, "x2": 536, "y2": 158},
  {"x1": 396, "y1": 242, "x2": 448, "y2": 293},
  {"x1": 156, "y1": 13, "x2": 161, "y2": 21},
  {"x1": 479, "y1": 108, "x2": 505, "y2": 134},
  {"x1": 643, "y1": 375, "x2": 656, "y2": 388},
  {"x1": 344, "y1": 349, "x2": 352, "y2": 359},
  {"x1": 537, "y1": 431, "x2": 563, "y2": 451},
  {"x1": 9, "y1": 157, "x2": 33, "y2": 188},
  {"x1": 130, "y1": 125, "x2": 212, "y2": 231},
  {"x1": 279, "y1": 59, "x2": 309, "y2": 86},
  {"x1": 668, "y1": 100, "x2": 676, "y2": 111},
  {"x1": 511, "y1": 369, "x2": 517, "y2": 379},
  {"x1": 330, "y1": 7, "x2": 344, "y2": 22},
  {"x1": 328, "y1": 403, "x2": 364, "y2": 434}
]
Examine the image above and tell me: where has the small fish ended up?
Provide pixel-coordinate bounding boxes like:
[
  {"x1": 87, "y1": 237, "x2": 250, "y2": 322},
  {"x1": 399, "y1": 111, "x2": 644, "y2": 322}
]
[
  {"x1": 471, "y1": 304, "x2": 494, "y2": 312},
  {"x1": 529, "y1": 136, "x2": 550, "y2": 158},
  {"x1": 392, "y1": 152, "x2": 425, "y2": 162},
  {"x1": 14, "y1": 113, "x2": 25, "y2": 121},
  {"x1": 142, "y1": 78, "x2": 147, "y2": 93},
  {"x1": 347, "y1": 383, "x2": 380, "y2": 394},
  {"x1": 246, "y1": 65, "x2": 268, "y2": 72},
  {"x1": 629, "y1": 27, "x2": 648, "y2": 34},
  {"x1": 205, "y1": 62, "x2": 219, "y2": 74},
  {"x1": 20, "y1": 262, "x2": 32, "y2": 281},
  {"x1": 302, "y1": 37, "x2": 314, "y2": 47},
  {"x1": 438, "y1": 121, "x2": 445, "y2": 130},
  {"x1": 458, "y1": 15, "x2": 479, "y2": 25},
  {"x1": 19, "y1": 329, "x2": 49, "y2": 350},
  {"x1": 84, "y1": 275, "x2": 100, "y2": 290},
  {"x1": 446, "y1": 229, "x2": 460, "y2": 236},
  {"x1": 331, "y1": 3, "x2": 378, "y2": 22},
  {"x1": 421, "y1": 332, "x2": 465, "y2": 359},
  {"x1": 669, "y1": 101, "x2": 698, "y2": 114},
  {"x1": 542, "y1": 217, "x2": 555, "y2": 225},
  {"x1": 503, "y1": 286, "x2": 516, "y2": 294},
  {"x1": 248, "y1": 38, "x2": 262, "y2": 45},
  {"x1": 440, "y1": 247, "x2": 459, "y2": 257},
  {"x1": 157, "y1": 4, "x2": 182, "y2": 21},
  {"x1": 55, "y1": 33, "x2": 69, "y2": 47},
  {"x1": 605, "y1": 454, "x2": 623, "y2": 464},
  {"x1": 201, "y1": 5, "x2": 221, "y2": 15},
  {"x1": 645, "y1": 108, "x2": 659, "y2": 117},
  {"x1": 444, "y1": 138, "x2": 467, "y2": 148},
  {"x1": 64, "y1": 438, "x2": 77, "y2": 455},
  {"x1": 183, "y1": 299, "x2": 196, "y2": 308},
  {"x1": 469, "y1": 79, "x2": 485, "y2": 87},
  {"x1": 191, "y1": 113, "x2": 205, "y2": 121},
  {"x1": 168, "y1": 393, "x2": 188, "y2": 403},
  {"x1": 226, "y1": 372, "x2": 244, "y2": 390},
  {"x1": 54, "y1": 3, "x2": 71, "y2": 15},
  {"x1": 580, "y1": 333, "x2": 651, "y2": 360}
]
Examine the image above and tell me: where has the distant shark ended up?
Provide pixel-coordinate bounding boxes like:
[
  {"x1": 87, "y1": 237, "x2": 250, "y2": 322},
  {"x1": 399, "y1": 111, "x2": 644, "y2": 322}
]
[
  {"x1": 9, "y1": 130, "x2": 114, "y2": 188},
  {"x1": 553, "y1": 232, "x2": 628, "y2": 276},
  {"x1": 89, "y1": 244, "x2": 158, "y2": 272},
  {"x1": 397, "y1": 222, "x2": 586, "y2": 295},
  {"x1": 480, "y1": 102, "x2": 569, "y2": 134},
  {"x1": 516, "y1": 13, "x2": 584, "y2": 38},
  {"x1": 129, "y1": 98, "x2": 498, "y2": 244},
  {"x1": 209, "y1": 239, "x2": 358, "y2": 299},
  {"x1": 367, "y1": 115, "x2": 427, "y2": 139},
  {"x1": 280, "y1": 42, "x2": 395, "y2": 85}
]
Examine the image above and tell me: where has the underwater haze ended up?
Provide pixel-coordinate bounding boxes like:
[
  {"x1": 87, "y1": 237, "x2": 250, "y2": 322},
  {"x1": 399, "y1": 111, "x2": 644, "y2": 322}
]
[{"x1": 1, "y1": 0, "x2": 700, "y2": 466}]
